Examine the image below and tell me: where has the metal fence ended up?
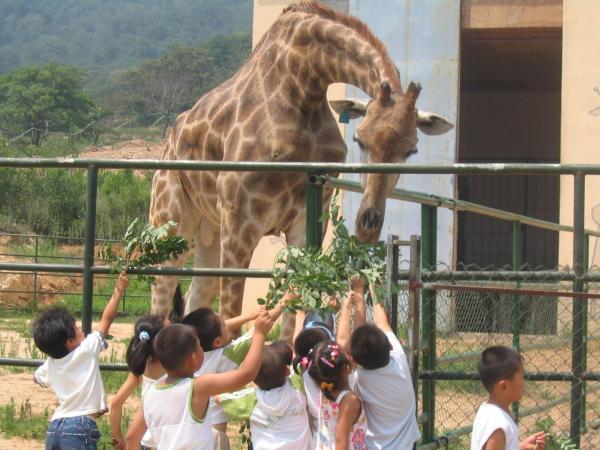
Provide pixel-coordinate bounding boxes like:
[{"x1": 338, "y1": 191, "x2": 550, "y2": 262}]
[{"x1": 1, "y1": 158, "x2": 600, "y2": 448}]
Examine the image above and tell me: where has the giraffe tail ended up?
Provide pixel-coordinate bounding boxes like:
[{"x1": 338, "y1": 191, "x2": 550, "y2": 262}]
[{"x1": 168, "y1": 284, "x2": 185, "y2": 323}]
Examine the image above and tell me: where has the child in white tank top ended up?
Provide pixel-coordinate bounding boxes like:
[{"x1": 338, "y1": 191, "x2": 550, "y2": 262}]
[
  {"x1": 109, "y1": 314, "x2": 168, "y2": 450},
  {"x1": 470, "y1": 346, "x2": 546, "y2": 450},
  {"x1": 125, "y1": 313, "x2": 275, "y2": 450}
]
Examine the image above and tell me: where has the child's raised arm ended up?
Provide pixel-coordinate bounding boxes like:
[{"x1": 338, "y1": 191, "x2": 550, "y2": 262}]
[
  {"x1": 371, "y1": 285, "x2": 393, "y2": 333},
  {"x1": 98, "y1": 272, "x2": 128, "y2": 337},
  {"x1": 191, "y1": 311, "x2": 274, "y2": 416},
  {"x1": 109, "y1": 372, "x2": 141, "y2": 450},
  {"x1": 225, "y1": 308, "x2": 262, "y2": 334},
  {"x1": 337, "y1": 292, "x2": 358, "y2": 351}
]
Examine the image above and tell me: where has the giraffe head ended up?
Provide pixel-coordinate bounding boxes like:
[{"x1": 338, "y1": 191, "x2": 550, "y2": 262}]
[{"x1": 330, "y1": 81, "x2": 453, "y2": 243}]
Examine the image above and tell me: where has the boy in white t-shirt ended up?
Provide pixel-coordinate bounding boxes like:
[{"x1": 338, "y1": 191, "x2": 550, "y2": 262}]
[
  {"x1": 470, "y1": 346, "x2": 546, "y2": 450},
  {"x1": 33, "y1": 272, "x2": 129, "y2": 450},
  {"x1": 218, "y1": 342, "x2": 312, "y2": 450},
  {"x1": 340, "y1": 286, "x2": 420, "y2": 450}
]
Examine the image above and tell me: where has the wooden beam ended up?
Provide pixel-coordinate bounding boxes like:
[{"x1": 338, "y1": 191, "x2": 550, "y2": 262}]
[{"x1": 462, "y1": 0, "x2": 562, "y2": 30}]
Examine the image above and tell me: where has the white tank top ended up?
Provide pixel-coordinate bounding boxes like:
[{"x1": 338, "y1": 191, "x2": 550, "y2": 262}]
[
  {"x1": 140, "y1": 375, "x2": 159, "y2": 448},
  {"x1": 144, "y1": 377, "x2": 213, "y2": 449}
]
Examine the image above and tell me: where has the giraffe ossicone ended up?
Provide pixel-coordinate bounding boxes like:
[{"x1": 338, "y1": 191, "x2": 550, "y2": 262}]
[{"x1": 148, "y1": 1, "x2": 453, "y2": 337}]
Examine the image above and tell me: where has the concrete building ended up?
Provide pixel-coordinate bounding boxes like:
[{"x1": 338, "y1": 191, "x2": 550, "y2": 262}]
[{"x1": 243, "y1": 0, "x2": 600, "y2": 308}]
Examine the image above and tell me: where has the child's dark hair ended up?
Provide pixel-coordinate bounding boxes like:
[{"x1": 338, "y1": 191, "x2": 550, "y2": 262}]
[
  {"x1": 126, "y1": 314, "x2": 166, "y2": 376},
  {"x1": 271, "y1": 340, "x2": 293, "y2": 367},
  {"x1": 349, "y1": 324, "x2": 392, "y2": 370},
  {"x1": 313, "y1": 340, "x2": 351, "y2": 401},
  {"x1": 181, "y1": 307, "x2": 222, "y2": 351},
  {"x1": 33, "y1": 307, "x2": 77, "y2": 359},
  {"x1": 255, "y1": 345, "x2": 288, "y2": 390},
  {"x1": 153, "y1": 324, "x2": 199, "y2": 371},
  {"x1": 292, "y1": 327, "x2": 332, "y2": 381},
  {"x1": 478, "y1": 346, "x2": 524, "y2": 392}
]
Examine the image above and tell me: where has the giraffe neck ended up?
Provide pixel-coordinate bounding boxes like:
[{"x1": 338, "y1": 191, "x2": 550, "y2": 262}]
[{"x1": 258, "y1": 8, "x2": 401, "y2": 103}]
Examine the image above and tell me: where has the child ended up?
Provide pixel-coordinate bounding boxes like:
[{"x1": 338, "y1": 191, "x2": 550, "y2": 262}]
[
  {"x1": 125, "y1": 313, "x2": 274, "y2": 450},
  {"x1": 110, "y1": 314, "x2": 168, "y2": 450},
  {"x1": 33, "y1": 272, "x2": 129, "y2": 450},
  {"x1": 293, "y1": 316, "x2": 333, "y2": 436},
  {"x1": 312, "y1": 340, "x2": 367, "y2": 450},
  {"x1": 271, "y1": 339, "x2": 293, "y2": 367},
  {"x1": 292, "y1": 293, "x2": 344, "y2": 438},
  {"x1": 218, "y1": 342, "x2": 312, "y2": 450},
  {"x1": 471, "y1": 346, "x2": 546, "y2": 450},
  {"x1": 181, "y1": 305, "x2": 267, "y2": 449},
  {"x1": 345, "y1": 292, "x2": 420, "y2": 449}
]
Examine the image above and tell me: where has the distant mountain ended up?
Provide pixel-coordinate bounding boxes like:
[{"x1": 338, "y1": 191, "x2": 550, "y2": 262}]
[{"x1": 0, "y1": 0, "x2": 253, "y2": 73}]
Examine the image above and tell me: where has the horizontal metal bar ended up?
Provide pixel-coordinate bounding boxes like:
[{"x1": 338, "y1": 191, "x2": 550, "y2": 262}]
[
  {"x1": 420, "y1": 371, "x2": 600, "y2": 382},
  {"x1": 4, "y1": 158, "x2": 600, "y2": 175},
  {"x1": 419, "y1": 270, "x2": 581, "y2": 282},
  {"x1": 0, "y1": 357, "x2": 128, "y2": 371},
  {"x1": 319, "y1": 176, "x2": 600, "y2": 237},
  {"x1": 423, "y1": 283, "x2": 600, "y2": 299},
  {"x1": 0, "y1": 262, "x2": 274, "y2": 278},
  {"x1": 438, "y1": 337, "x2": 575, "y2": 365}
]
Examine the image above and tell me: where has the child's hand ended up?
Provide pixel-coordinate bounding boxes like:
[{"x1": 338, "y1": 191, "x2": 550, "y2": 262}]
[
  {"x1": 522, "y1": 431, "x2": 546, "y2": 449},
  {"x1": 116, "y1": 272, "x2": 129, "y2": 292},
  {"x1": 111, "y1": 435, "x2": 124, "y2": 449},
  {"x1": 249, "y1": 305, "x2": 265, "y2": 320},
  {"x1": 254, "y1": 311, "x2": 275, "y2": 336},
  {"x1": 326, "y1": 295, "x2": 341, "y2": 313}
]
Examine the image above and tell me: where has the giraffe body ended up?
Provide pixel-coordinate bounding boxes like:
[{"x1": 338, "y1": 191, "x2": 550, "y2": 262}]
[{"x1": 149, "y1": 1, "x2": 452, "y2": 327}]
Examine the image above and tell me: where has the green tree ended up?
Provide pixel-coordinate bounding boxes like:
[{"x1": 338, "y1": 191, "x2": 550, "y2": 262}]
[
  {"x1": 0, "y1": 63, "x2": 96, "y2": 145},
  {"x1": 114, "y1": 46, "x2": 214, "y2": 136}
]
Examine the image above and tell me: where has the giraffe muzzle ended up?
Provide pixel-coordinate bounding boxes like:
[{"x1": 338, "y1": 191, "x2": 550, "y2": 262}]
[{"x1": 360, "y1": 207, "x2": 383, "y2": 231}]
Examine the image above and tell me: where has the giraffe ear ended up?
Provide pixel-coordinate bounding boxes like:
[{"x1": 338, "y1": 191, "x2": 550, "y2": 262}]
[
  {"x1": 416, "y1": 110, "x2": 454, "y2": 136},
  {"x1": 329, "y1": 99, "x2": 369, "y2": 122}
]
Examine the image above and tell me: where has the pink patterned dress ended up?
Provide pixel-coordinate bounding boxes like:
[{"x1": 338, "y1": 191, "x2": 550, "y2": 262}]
[{"x1": 316, "y1": 390, "x2": 367, "y2": 450}]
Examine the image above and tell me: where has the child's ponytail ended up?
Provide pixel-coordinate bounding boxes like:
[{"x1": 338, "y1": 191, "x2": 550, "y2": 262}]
[
  {"x1": 292, "y1": 327, "x2": 332, "y2": 380},
  {"x1": 126, "y1": 314, "x2": 166, "y2": 376},
  {"x1": 313, "y1": 340, "x2": 351, "y2": 401}
]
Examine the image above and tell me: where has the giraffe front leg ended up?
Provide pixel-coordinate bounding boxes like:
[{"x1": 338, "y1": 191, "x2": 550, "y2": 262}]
[
  {"x1": 185, "y1": 220, "x2": 221, "y2": 314},
  {"x1": 219, "y1": 215, "x2": 263, "y2": 322}
]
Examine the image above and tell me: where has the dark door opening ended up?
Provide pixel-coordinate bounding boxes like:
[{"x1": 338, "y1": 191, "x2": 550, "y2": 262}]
[{"x1": 455, "y1": 29, "x2": 562, "y2": 333}]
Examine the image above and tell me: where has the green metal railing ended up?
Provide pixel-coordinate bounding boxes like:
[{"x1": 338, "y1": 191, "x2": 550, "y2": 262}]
[{"x1": 2, "y1": 158, "x2": 600, "y2": 447}]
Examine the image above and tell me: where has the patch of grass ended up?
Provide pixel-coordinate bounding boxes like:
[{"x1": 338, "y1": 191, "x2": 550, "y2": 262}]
[
  {"x1": 0, "y1": 399, "x2": 135, "y2": 448},
  {"x1": 0, "y1": 399, "x2": 49, "y2": 440}
]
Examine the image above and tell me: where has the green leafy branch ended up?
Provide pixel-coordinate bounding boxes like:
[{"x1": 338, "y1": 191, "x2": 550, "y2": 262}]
[
  {"x1": 258, "y1": 190, "x2": 387, "y2": 312},
  {"x1": 100, "y1": 218, "x2": 189, "y2": 283}
]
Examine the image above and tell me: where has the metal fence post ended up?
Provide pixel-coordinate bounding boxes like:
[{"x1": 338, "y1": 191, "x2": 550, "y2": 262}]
[
  {"x1": 33, "y1": 235, "x2": 39, "y2": 306},
  {"x1": 571, "y1": 173, "x2": 585, "y2": 446},
  {"x1": 386, "y1": 234, "x2": 399, "y2": 332},
  {"x1": 421, "y1": 204, "x2": 437, "y2": 444},
  {"x1": 582, "y1": 233, "x2": 590, "y2": 432},
  {"x1": 409, "y1": 235, "x2": 421, "y2": 401},
  {"x1": 512, "y1": 220, "x2": 522, "y2": 422},
  {"x1": 306, "y1": 174, "x2": 324, "y2": 250},
  {"x1": 82, "y1": 166, "x2": 98, "y2": 335}
]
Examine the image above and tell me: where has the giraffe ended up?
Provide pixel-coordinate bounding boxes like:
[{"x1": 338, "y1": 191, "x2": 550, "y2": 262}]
[{"x1": 148, "y1": 1, "x2": 452, "y2": 333}]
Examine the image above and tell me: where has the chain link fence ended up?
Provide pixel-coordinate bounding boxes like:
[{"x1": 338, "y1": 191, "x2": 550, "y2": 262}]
[{"x1": 388, "y1": 260, "x2": 600, "y2": 450}]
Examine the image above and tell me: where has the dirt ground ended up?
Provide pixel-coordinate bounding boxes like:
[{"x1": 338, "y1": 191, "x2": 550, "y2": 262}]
[{"x1": 0, "y1": 322, "x2": 135, "y2": 449}]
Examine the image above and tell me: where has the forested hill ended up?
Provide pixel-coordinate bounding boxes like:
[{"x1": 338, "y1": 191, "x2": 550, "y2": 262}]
[{"x1": 0, "y1": 0, "x2": 253, "y2": 73}]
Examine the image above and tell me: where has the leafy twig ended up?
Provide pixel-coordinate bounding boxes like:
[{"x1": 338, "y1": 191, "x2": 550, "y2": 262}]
[
  {"x1": 100, "y1": 218, "x2": 189, "y2": 283},
  {"x1": 258, "y1": 190, "x2": 388, "y2": 312}
]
